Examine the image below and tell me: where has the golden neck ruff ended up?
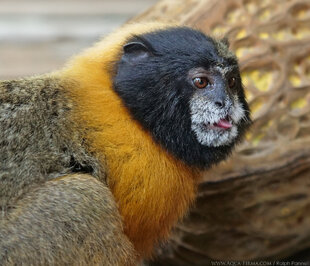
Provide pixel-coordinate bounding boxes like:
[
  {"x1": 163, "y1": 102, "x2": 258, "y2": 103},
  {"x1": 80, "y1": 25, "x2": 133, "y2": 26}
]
[{"x1": 63, "y1": 23, "x2": 201, "y2": 257}]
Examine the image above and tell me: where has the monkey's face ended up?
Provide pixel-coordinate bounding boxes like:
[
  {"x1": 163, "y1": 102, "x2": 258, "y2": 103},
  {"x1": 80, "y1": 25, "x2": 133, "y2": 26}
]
[
  {"x1": 114, "y1": 27, "x2": 251, "y2": 169},
  {"x1": 189, "y1": 66, "x2": 247, "y2": 147}
]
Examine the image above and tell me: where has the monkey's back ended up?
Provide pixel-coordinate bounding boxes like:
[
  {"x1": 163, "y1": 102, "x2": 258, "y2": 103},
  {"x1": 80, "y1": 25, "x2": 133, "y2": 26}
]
[
  {"x1": 0, "y1": 77, "x2": 100, "y2": 206},
  {"x1": 0, "y1": 77, "x2": 135, "y2": 265}
]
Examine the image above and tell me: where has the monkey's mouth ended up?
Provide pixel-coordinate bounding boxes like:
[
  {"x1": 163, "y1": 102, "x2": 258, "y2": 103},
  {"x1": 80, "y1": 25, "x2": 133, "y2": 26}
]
[{"x1": 204, "y1": 116, "x2": 233, "y2": 130}]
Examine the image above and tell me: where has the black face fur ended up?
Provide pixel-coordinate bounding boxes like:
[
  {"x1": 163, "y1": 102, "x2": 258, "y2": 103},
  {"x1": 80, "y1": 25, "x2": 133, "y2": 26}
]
[{"x1": 113, "y1": 27, "x2": 251, "y2": 169}]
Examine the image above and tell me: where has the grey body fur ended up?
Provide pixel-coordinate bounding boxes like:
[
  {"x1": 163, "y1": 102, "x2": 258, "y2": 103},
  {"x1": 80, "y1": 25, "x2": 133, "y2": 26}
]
[{"x1": 0, "y1": 77, "x2": 135, "y2": 265}]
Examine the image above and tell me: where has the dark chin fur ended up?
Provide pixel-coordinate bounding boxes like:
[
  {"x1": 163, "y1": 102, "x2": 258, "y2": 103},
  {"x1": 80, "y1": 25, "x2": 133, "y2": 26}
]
[{"x1": 113, "y1": 27, "x2": 251, "y2": 169}]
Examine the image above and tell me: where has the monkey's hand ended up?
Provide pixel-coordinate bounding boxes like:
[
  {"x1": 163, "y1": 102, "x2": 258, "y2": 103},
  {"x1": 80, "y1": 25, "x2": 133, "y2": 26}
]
[{"x1": 0, "y1": 174, "x2": 135, "y2": 266}]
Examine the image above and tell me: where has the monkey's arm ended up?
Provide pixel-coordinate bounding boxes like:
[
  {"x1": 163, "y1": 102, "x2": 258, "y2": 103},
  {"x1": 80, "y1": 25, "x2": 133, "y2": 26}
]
[{"x1": 0, "y1": 174, "x2": 135, "y2": 266}]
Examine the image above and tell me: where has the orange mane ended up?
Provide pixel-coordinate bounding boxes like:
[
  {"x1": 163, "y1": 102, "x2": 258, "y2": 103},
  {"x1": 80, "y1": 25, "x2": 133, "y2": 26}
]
[{"x1": 61, "y1": 22, "x2": 201, "y2": 257}]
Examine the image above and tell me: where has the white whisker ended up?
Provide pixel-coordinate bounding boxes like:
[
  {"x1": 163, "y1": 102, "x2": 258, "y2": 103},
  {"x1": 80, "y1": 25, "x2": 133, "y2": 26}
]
[{"x1": 189, "y1": 93, "x2": 245, "y2": 147}]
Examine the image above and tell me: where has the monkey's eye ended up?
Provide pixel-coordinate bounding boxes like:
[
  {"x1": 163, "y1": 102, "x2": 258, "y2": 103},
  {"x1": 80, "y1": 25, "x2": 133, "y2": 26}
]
[
  {"x1": 193, "y1": 77, "x2": 210, "y2": 89},
  {"x1": 228, "y1": 77, "x2": 236, "y2": 88}
]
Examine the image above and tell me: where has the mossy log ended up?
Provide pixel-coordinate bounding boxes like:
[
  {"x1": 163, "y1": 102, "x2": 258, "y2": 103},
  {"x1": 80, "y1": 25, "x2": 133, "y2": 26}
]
[{"x1": 133, "y1": 0, "x2": 310, "y2": 264}]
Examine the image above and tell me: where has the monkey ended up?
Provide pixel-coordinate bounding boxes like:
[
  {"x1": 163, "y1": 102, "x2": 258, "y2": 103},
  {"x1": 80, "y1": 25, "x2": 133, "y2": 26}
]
[{"x1": 0, "y1": 22, "x2": 251, "y2": 265}]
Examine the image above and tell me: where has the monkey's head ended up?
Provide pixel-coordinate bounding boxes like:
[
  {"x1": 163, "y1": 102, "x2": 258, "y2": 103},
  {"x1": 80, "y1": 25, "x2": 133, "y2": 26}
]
[{"x1": 113, "y1": 27, "x2": 251, "y2": 169}]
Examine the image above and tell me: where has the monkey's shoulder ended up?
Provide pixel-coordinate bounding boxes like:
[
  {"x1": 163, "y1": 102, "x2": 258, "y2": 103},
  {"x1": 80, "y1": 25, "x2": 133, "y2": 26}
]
[{"x1": 1, "y1": 174, "x2": 135, "y2": 265}]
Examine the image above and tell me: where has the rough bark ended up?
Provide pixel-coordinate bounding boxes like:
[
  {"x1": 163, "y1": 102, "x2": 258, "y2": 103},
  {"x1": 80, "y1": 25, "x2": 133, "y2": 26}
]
[{"x1": 132, "y1": 0, "x2": 310, "y2": 264}]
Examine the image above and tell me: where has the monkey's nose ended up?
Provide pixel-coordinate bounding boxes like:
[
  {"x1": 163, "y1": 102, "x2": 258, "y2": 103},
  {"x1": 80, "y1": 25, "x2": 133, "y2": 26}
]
[{"x1": 215, "y1": 100, "x2": 225, "y2": 108}]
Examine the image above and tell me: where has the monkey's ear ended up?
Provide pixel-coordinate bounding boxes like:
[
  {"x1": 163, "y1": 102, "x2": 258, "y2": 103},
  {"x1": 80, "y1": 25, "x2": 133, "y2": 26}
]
[
  {"x1": 123, "y1": 41, "x2": 152, "y2": 63},
  {"x1": 221, "y1": 37, "x2": 230, "y2": 48}
]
